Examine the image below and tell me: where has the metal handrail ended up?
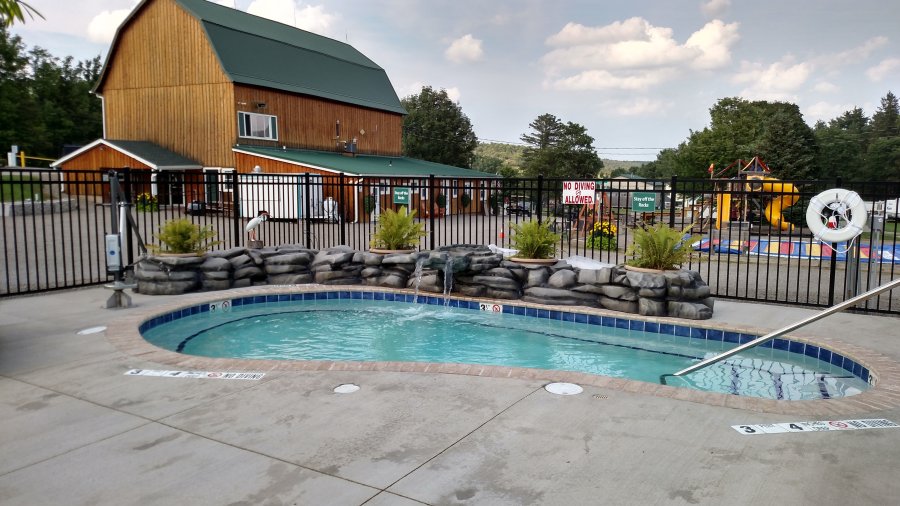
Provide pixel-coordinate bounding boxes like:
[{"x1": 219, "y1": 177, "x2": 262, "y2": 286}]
[{"x1": 663, "y1": 277, "x2": 900, "y2": 382}]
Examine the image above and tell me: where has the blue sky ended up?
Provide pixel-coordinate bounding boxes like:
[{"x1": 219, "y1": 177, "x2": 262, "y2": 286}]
[{"x1": 11, "y1": 0, "x2": 900, "y2": 161}]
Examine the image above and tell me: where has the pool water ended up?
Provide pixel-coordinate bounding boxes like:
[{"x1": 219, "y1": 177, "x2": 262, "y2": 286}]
[{"x1": 142, "y1": 298, "x2": 870, "y2": 400}]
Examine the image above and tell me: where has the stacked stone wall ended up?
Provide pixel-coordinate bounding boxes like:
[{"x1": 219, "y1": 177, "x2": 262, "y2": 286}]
[{"x1": 135, "y1": 244, "x2": 713, "y2": 319}]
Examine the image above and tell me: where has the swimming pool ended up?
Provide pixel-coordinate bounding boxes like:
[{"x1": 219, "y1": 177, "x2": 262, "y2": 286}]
[{"x1": 139, "y1": 289, "x2": 874, "y2": 401}]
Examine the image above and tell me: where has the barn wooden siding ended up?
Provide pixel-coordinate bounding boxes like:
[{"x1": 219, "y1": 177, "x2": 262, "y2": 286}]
[
  {"x1": 233, "y1": 86, "x2": 403, "y2": 157},
  {"x1": 55, "y1": 146, "x2": 151, "y2": 197}
]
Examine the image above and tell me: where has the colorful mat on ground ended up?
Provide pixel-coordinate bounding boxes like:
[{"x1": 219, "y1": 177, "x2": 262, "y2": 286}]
[{"x1": 695, "y1": 238, "x2": 900, "y2": 263}]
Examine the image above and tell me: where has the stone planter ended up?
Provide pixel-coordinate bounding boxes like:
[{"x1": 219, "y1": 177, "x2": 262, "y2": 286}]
[
  {"x1": 370, "y1": 248, "x2": 417, "y2": 254},
  {"x1": 623, "y1": 264, "x2": 670, "y2": 274},
  {"x1": 509, "y1": 257, "x2": 558, "y2": 266}
]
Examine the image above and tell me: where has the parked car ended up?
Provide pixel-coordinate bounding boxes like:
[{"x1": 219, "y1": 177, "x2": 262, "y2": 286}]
[{"x1": 506, "y1": 198, "x2": 532, "y2": 217}]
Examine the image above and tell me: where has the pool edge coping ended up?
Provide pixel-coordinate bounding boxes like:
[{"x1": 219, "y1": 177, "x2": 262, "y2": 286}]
[{"x1": 105, "y1": 284, "x2": 900, "y2": 417}]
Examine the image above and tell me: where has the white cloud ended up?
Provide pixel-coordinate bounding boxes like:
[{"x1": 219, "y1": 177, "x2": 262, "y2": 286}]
[
  {"x1": 818, "y1": 37, "x2": 888, "y2": 68},
  {"x1": 542, "y1": 18, "x2": 738, "y2": 91},
  {"x1": 866, "y1": 58, "x2": 900, "y2": 81},
  {"x1": 684, "y1": 20, "x2": 740, "y2": 69},
  {"x1": 604, "y1": 98, "x2": 671, "y2": 116},
  {"x1": 732, "y1": 58, "x2": 812, "y2": 100},
  {"x1": 805, "y1": 101, "x2": 858, "y2": 123},
  {"x1": 701, "y1": 0, "x2": 731, "y2": 18},
  {"x1": 812, "y1": 82, "x2": 839, "y2": 93},
  {"x1": 247, "y1": 0, "x2": 338, "y2": 36},
  {"x1": 551, "y1": 69, "x2": 676, "y2": 91},
  {"x1": 86, "y1": 8, "x2": 131, "y2": 44},
  {"x1": 445, "y1": 34, "x2": 484, "y2": 64},
  {"x1": 444, "y1": 87, "x2": 462, "y2": 102}
]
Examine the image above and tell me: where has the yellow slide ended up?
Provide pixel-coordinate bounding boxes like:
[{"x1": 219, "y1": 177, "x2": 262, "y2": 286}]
[{"x1": 759, "y1": 178, "x2": 799, "y2": 231}]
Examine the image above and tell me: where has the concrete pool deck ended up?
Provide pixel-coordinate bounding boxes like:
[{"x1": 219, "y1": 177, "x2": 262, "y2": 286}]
[{"x1": 2, "y1": 286, "x2": 899, "y2": 505}]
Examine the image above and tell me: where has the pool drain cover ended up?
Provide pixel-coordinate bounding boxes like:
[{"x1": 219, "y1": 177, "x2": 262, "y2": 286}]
[
  {"x1": 545, "y1": 382, "x2": 583, "y2": 395},
  {"x1": 77, "y1": 326, "x2": 107, "y2": 335},
  {"x1": 334, "y1": 383, "x2": 360, "y2": 394}
]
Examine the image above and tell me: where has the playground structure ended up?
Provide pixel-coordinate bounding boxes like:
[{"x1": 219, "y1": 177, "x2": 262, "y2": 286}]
[{"x1": 711, "y1": 157, "x2": 799, "y2": 232}]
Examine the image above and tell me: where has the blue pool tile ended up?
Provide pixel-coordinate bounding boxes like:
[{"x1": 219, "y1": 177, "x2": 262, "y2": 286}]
[
  {"x1": 819, "y1": 348, "x2": 832, "y2": 364},
  {"x1": 842, "y1": 359, "x2": 855, "y2": 374},
  {"x1": 381, "y1": 292, "x2": 393, "y2": 301},
  {"x1": 549, "y1": 310, "x2": 562, "y2": 320},
  {"x1": 326, "y1": 292, "x2": 337, "y2": 300},
  {"x1": 760, "y1": 340, "x2": 773, "y2": 349},
  {"x1": 349, "y1": 291, "x2": 361, "y2": 300},
  {"x1": 629, "y1": 320, "x2": 645, "y2": 331},
  {"x1": 163, "y1": 313, "x2": 173, "y2": 323},
  {"x1": 525, "y1": 307, "x2": 538, "y2": 318},
  {"x1": 724, "y1": 332, "x2": 740, "y2": 344},
  {"x1": 644, "y1": 321, "x2": 659, "y2": 334},
  {"x1": 789, "y1": 341, "x2": 805, "y2": 355},
  {"x1": 502, "y1": 305, "x2": 515, "y2": 314},
  {"x1": 339, "y1": 291, "x2": 351, "y2": 299},
  {"x1": 302, "y1": 293, "x2": 315, "y2": 301},
  {"x1": 853, "y1": 362, "x2": 862, "y2": 377},
  {"x1": 362, "y1": 292, "x2": 373, "y2": 300},
  {"x1": 276, "y1": 294, "x2": 288, "y2": 302},
  {"x1": 705, "y1": 329, "x2": 722, "y2": 341},
  {"x1": 659, "y1": 323, "x2": 674, "y2": 335},
  {"x1": 252, "y1": 295, "x2": 265, "y2": 304},
  {"x1": 574, "y1": 313, "x2": 588, "y2": 324},
  {"x1": 773, "y1": 339, "x2": 789, "y2": 351},
  {"x1": 232, "y1": 298, "x2": 243, "y2": 307},
  {"x1": 831, "y1": 353, "x2": 844, "y2": 367},
  {"x1": 690, "y1": 327, "x2": 706, "y2": 340},
  {"x1": 290, "y1": 293, "x2": 303, "y2": 301},
  {"x1": 469, "y1": 301, "x2": 481, "y2": 310},
  {"x1": 429, "y1": 296, "x2": 440, "y2": 305},
  {"x1": 588, "y1": 314, "x2": 602, "y2": 326},
  {"x1": 804, "y1": 344, "x2": 819, "y2": 359},
  {"x1": 600, "y1": 316, "x2": 615, "y2": 327},
  {"x1": 861, "y1": 369, "x2": 870, "y2": 382},
  {"x1": 263, "y1": 295, "x2": 276, "y2": 303},
  {"x1": 563, "y1": 312, "x2": 575, "y2": 322},
  {"x1": 674, "y1": 325, "x2": 691, "y2": 337},
  {"x1": 513, "y1": 306, "x2": 525, "y2": 316},
  {"x1": 615, "y1": 318, "x2": 629, "y2": 329},
  {"x1": 739, "y1": 334, "x2": 756, "y2": 345},
  {"x1": 371, "y1": 292, "x2": 382, "y2": 301},
  {"x1": 199, "y1": 304, "x2": 210, "y2": 313}
]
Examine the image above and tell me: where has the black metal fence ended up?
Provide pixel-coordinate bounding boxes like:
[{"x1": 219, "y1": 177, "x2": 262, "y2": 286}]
[{"x1": 2, "y1": 168, "x2": 898, "y2": 314}]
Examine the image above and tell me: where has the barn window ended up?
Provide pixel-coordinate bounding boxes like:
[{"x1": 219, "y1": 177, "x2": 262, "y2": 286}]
[{"x1": 238, "y1": 112, "x2": 278, "y2": 141}]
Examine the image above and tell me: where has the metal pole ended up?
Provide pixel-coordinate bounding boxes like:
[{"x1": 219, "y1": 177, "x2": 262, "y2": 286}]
[
  {"x1": 670, "y1": 277, "x2": 900, "y2": 378},
  {"x1": 303, "y1": 173, "x2": 312, "y2": 249},
  {"x1": 668, "y1": 175, "x2": 677, "y2": 228},
  {"x1": 232, "y1": 172, "x2": 241, "y2": 247},
  {"x1": 536, "y1": 175, "x2": 544, "y2": 224},
  {"x1": 339, "y1": 172, "x2": 346, "y2": 245},
  {"x1": 429, "y1": 174, "x2": 436, "y2": 250}
]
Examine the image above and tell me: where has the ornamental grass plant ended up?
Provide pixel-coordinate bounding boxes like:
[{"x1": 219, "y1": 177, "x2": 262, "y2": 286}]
[
  {"x1": 152, "y1": 218, "x2": 219, "y2": 254},
  {"x1": 510, "y1": 220, "x2": 560, "y2": 259},
  {"x1": 370, "y1": 206, "x2": 426, "y2": 250},
  {"x1": 625, "y1": 223, "x2": 701, "y2": 270}
]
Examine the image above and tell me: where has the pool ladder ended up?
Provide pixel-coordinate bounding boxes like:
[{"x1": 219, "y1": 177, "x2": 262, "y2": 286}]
[{"x1": 660, "y1": 277, "x2": 900, "y2": 385}]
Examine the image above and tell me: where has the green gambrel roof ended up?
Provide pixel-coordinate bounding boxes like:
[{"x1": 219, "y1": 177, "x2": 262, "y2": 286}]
[
  {"x1": 177, "y1": 0, "x2": 405, "y2": 114},
  {"x1": 98, "y1": 0, "x2": 405, "y2": 115},
  {"x1": 234, "y1": 145, "x2": 500, "y2": 178}
]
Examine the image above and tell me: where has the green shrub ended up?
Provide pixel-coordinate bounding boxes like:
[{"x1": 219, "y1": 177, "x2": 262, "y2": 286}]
[
  {"x1": 460, "y1": 193, "x2": 472, "y2": 209},
  {"x1": 152, "y1": 218, "x2": 219, "y2": 254},
  {"x1": 510, "y1": 220, "x2": 559, "y2": 259},
  {"x1": 369, "y1": 206, "x2": 425, "y2": 250},
  {"x1": 436, "y1": 193, "x2": 448, "y2": 209},
  {"x1": 363, "y1": 195, "x2": 376, "y2": 214},
  {"x1": 625, "y1": 223, "x2": 700, "y2": 270}
]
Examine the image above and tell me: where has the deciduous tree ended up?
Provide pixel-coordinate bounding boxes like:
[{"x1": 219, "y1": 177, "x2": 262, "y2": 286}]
[{"x1": 401, "y1": 86, "x2": 478, "y2": 168}]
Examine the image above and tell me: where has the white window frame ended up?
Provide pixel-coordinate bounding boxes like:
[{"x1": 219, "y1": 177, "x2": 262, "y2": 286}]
[
  {"x1": 238, "y1": 112, "x2": 278, "y2": 141},
  {"x1": 452, "y1": 179, "x2": 459, "y2": 198}
]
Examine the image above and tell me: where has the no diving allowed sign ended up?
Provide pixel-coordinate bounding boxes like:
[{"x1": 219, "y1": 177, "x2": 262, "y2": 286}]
[
  {"x1": 733, "y1": 418, "x2": 898, "y2": 435},
  {"x1": 125, "y1": 369, "x2": 265, "y2": 380}
]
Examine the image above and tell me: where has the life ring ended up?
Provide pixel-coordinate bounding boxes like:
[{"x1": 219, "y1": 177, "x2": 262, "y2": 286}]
[{"x1": 806, "y1": 188, "x2": 867, "y2": 243}]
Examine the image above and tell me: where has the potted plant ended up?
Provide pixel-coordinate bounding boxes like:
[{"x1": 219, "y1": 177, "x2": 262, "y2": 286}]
[
  {"x1": 151, "y1": 218, "x2": 220, "y2": 255},
  {"x1": 459, "y1": 192, "x2": 471, "y2": 210},
  {"x1": 508, "y1": 220, "x2": 560, "y2": 264},
  {"x1": 435, "y1": 193, "x2": 447, "y2": 217},
  {"x1": 369, "y1": 206, "x2": 426, "y2": 253},
  {"x1": 363, "y1": 195, "x2": 377, "y2": 217},
  {"x1": 624, "y1": 223, "x2": 701, "y2": 272},
  {"x1": 488, "y1": 192, "x2": 502, "y2": 215}
]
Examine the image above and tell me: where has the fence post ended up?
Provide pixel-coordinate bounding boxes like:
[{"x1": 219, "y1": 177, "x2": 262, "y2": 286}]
[
  {"x1": 339, "y1": 172, "x2": 346, "y2": 245},
  {"x1": 232, "y1": 172, "x2": 241, "y2": 248},
  {"x1": 122, "y1": 168, "x2": 135, "y2": 267},
  {"x1": 668, "y1": 175, "x2": 677, "y2": 228},
  {"x1": 827, "y1": 176, "x2": 843, "y2": 306},
  {"x1": 303, "y1": 173, "x2": 312, "y2": 249},
  {"x1": 429, "y1": 174, "x2": 436, "y2": 250},
  {"x1": 536, "y1": 175, "x2": 544, "y2": 224}
]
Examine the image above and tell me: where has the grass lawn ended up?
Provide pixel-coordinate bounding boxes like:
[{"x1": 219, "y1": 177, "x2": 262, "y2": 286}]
[
  {"x1": 861, "y1": 220, "x2": 898, "y2": 242},
  {"x1": 1, "y1": 175, "x2": 44, "y2": 202}
]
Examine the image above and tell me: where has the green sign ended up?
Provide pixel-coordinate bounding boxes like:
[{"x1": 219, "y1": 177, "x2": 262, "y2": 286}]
[
  {"x1": 393, "y1": 187, "x2": 411, "y2": 205},
  {"x1": 631, "y1": 192, "x2": 657, "y2": 212}
]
